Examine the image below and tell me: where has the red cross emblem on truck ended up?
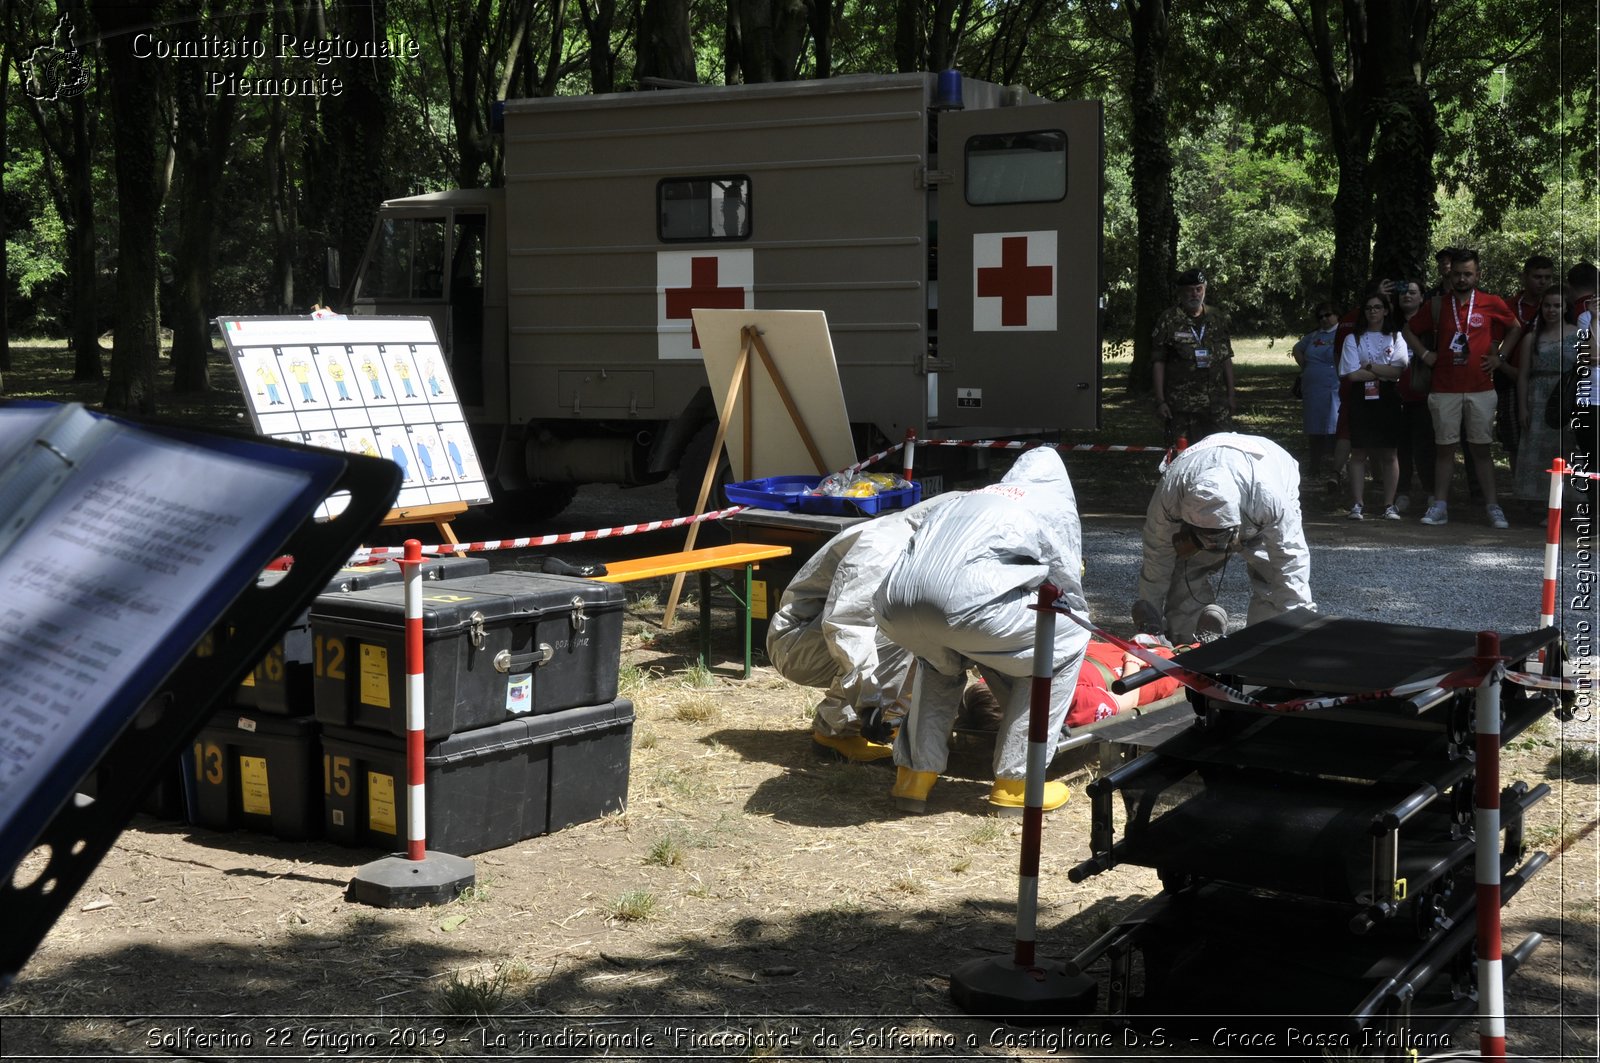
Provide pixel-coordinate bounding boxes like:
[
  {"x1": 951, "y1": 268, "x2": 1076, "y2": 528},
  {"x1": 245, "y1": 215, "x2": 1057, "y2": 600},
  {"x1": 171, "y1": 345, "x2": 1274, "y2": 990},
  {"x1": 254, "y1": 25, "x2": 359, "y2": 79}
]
[
  {"x1": 976, "y1": 235, "x2": 1054, "y2": 327},
  {"x1": 664, "y1": 256, "x2": 748, "y2": 348}
]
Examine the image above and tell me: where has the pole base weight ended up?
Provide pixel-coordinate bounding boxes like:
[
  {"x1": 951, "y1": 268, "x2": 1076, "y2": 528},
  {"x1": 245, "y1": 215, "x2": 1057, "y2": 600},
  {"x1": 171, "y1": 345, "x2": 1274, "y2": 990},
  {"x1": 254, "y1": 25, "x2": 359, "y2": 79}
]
[
  {"x1": 347, "y1": 852, "x2": 477, "y2": 908},
  {"x1": 949, "y1": 955, "x2": 1098, "y2": 1024}
]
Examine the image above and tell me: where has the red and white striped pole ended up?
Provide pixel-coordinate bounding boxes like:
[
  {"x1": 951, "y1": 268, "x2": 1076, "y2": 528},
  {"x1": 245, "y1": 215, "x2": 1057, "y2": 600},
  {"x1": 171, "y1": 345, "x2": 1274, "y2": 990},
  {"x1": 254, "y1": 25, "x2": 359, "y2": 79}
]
[
  {"x1": 1473, "y1": 630, "x2": 1506, "y2": 1062},
  {"x1": 1010, "y1": 585, "x2": 1056, "y2": 968},
  {"x1": 1539, "y1": 459, "x2": 1565, "y2": 641},
  {"x1": 902, "y1": 428, "x2": 917, "y2": 485},
  {"x1": 401, "y1": 538, "x2": 428, "y2": 862}
]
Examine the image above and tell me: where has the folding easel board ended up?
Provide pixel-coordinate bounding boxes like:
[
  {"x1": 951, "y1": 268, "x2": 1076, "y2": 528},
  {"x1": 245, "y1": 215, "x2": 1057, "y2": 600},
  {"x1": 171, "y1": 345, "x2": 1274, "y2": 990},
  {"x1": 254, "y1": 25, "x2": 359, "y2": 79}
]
[
  {"x1": 217, "y1": 316, "x2": 492, "y2": 515},
  {"x1": 691, "y1": 309, "x2": 856, "y2": 480}
]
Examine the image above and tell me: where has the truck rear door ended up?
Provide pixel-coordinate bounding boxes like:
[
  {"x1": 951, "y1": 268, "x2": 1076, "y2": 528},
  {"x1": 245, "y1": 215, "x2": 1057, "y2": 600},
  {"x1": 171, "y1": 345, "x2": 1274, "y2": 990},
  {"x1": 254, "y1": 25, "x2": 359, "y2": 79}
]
[{"x1": 935, "y1": 101, "x2": 1103, "y2": 431}]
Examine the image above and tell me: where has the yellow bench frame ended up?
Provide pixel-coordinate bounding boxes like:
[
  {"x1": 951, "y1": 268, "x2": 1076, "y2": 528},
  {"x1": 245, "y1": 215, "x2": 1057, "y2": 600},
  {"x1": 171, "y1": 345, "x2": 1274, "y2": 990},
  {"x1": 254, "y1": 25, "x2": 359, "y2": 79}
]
[{"x1": 596, "y1": 542, "x2": 793, "y2": 677}]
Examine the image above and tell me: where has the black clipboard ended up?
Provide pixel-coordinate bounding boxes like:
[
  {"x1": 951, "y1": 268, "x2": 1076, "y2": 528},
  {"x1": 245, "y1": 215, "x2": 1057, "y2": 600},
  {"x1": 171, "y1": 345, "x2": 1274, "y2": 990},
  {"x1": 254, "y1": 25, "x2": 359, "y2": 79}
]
[{"x1": 0, "y1": 402, "x2": 401, "y2": 985}]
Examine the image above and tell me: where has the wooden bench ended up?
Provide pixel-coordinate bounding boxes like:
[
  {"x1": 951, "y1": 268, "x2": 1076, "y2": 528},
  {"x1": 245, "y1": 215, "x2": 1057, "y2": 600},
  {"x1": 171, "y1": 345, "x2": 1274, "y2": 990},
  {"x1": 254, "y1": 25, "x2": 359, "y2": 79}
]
[{"x1": 595, "y1": 543, "x2": 793, "y2": 677}]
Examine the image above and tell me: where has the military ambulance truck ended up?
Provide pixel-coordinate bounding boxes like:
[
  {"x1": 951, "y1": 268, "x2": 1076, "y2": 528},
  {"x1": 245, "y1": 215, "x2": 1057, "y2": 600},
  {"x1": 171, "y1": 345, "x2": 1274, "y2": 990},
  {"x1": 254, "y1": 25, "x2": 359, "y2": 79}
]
[{"x1": 348, "y1": 72, "x2": 1103, "y2": 519}]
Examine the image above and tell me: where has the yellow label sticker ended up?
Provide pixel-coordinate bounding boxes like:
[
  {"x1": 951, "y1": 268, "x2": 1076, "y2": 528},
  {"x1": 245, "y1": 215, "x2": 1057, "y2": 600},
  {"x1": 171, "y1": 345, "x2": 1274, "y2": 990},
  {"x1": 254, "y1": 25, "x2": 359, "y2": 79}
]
[
  {"x1": 239, "y1": 668, "x2": 256, "y2": 687},
  {"x1": 240, "y1": 756, "x2": 271, "y2": 816},
  {"x1": 368, "y1": 772, "x2": 397, "y2": 836},
  {"x1": 751, "y1": 579, "x2": 768, "y2": 620},
  {"x1": 360, "y1": 644, "x2": 391, "y2": 708}
]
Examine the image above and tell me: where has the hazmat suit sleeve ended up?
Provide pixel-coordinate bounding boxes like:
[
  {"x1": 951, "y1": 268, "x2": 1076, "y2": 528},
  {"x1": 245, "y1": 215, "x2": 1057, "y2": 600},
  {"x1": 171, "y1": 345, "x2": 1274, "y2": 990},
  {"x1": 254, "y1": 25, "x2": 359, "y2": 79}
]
[
  {"x1": 819, "y1": 512, "x2": 919, "y2": 704},
  {"x1": 1238, "y1": 453, "x2": 1315, "y2": 615},
  {"x1": 766, "y1": 523, "x2": 870, "y2": 689},
  {"x1": 1134, "y1": 478, "x2": 1184, "y2": 630}
]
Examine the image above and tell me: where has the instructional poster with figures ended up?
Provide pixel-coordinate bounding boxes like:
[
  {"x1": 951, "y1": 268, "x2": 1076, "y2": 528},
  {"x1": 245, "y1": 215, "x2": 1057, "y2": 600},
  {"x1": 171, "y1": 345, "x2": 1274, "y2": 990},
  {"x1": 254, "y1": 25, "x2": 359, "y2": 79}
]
[{"x1": 218, "y1": 316, "x2": 493, "y2": 513}]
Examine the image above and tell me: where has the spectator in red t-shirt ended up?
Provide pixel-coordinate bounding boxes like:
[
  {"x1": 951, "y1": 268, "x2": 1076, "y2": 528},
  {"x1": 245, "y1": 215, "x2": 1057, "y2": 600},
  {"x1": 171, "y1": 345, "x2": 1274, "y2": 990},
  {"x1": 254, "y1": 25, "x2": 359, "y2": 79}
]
[
  {"x1": 1405, "y1": 249, "x2": 1524, "y2": 528},
  {"x1": 1507, "y1": 255, "x2": 1557, "y2": 328}
]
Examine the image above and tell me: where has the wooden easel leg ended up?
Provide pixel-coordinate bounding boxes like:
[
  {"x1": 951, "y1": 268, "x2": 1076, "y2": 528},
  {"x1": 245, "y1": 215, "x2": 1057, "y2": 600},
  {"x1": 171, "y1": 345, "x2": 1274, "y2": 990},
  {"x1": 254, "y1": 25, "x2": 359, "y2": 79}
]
[{"x1": 663, "y1": 337, "x2": 750, "y2": 630}]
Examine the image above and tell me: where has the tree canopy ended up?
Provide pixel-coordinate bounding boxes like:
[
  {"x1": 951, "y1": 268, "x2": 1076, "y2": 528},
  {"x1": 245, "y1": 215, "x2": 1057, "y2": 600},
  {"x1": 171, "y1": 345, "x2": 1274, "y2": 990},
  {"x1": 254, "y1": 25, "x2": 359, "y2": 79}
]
[{"x1": 3, "y1": 0, "x2": 1594, "y2": 404}]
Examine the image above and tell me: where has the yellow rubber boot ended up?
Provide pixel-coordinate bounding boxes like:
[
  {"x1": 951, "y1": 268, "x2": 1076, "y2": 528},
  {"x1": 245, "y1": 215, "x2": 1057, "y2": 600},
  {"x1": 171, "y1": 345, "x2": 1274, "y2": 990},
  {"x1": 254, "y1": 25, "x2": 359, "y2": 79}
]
[
  {"x1": 988, "y1": 777, "x2": 1069, "y2": 817},
  {"x1": 891, "y1": 767, "x2": 939, "y2": 813},
  {"x1": 812, "y1": 731, "x2": 895, "y2": 763}
]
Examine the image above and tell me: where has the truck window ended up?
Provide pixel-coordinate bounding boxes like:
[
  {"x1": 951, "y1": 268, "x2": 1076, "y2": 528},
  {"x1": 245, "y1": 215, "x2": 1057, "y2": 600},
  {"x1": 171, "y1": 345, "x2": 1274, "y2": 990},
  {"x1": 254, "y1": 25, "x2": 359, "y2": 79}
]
[
  {"x1": 965, "y1": 130, "x2": 1066, "y2": 205},
  {"x1": 658, "y1": 176, "x2": 751, "y2": 241},
  {"x1": 365, "y1": 217, "x2": 448, "y2": 299}
]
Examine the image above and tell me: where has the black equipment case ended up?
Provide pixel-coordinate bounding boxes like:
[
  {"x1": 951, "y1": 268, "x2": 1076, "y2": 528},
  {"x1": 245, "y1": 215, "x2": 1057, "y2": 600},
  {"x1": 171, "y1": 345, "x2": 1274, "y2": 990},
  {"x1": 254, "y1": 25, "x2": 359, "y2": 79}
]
[{"x1": 309, "y1": 571, "x2": 624, "y2": 740}]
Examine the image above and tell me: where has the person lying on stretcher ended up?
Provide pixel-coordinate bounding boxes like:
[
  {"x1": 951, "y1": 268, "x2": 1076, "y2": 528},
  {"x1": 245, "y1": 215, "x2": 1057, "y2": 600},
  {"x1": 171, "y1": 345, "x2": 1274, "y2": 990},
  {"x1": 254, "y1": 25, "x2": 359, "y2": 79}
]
[{"x1": 957, "y1": 637, "x2": 1189, "y2": 733}]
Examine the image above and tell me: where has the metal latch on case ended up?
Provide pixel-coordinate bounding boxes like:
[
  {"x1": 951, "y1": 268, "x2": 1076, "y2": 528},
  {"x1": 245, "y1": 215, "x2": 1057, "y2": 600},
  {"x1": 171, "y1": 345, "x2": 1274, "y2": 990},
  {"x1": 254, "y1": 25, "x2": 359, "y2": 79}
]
[
  {"x1": 468, "y1": 611, "x2": 487, "y2": 649},
  {"x1": 494, "y1": 643, "x2": 554, "y2": 673},
  {"x1": 570, "y1": 595, "x2": 587, "y2": 634}
]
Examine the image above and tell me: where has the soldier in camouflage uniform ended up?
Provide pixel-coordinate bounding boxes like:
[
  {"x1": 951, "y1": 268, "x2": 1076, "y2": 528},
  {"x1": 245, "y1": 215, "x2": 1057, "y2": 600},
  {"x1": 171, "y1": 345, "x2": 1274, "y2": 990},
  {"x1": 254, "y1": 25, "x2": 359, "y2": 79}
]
[{"x1": 1152, "y1": 268, "x2": 1236, "y2": 445}]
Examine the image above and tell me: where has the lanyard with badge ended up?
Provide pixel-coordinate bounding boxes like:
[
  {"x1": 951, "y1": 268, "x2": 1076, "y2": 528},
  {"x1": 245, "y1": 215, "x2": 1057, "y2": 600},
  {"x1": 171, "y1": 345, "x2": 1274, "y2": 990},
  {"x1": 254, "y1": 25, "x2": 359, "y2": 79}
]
[
  {"x1": 1448, "y1": 290, "x2": 1475, "y2": 366},
  {"x1": 1189, "y1": 321, "x2": 1210, "y2": 369}
]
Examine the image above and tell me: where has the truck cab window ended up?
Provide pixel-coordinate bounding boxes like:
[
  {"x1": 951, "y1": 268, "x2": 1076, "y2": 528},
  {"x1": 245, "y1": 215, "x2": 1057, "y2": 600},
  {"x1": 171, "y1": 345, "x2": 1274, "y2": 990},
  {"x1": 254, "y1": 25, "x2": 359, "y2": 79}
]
[
  {"x1": 658, "y1": 176, "x2": 751, "y2": 241},
  {"x1": 365, "y1": 217, "x2": 448, "y2": 299},
  {"x1": 965, "y1": 130, "x2": 1066, "y2": 205}
]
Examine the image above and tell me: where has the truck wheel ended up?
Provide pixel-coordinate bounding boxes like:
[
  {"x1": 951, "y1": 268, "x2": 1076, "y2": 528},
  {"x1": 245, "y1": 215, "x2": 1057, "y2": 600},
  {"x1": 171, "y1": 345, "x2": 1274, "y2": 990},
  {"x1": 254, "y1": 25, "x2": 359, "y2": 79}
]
[
  {"x1": 459, "y1": 484, "x2": 579, "y2": 532},
  {"x1": 675, "y1": 424, "x2": 733, "y2": 516}
]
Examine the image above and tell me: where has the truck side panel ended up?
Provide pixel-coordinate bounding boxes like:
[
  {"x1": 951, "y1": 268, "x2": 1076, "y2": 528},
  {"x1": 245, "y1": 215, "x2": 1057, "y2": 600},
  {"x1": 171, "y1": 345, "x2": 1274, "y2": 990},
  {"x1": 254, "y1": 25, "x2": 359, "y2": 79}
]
[{"x1": 500, "y1": 78, "x2": 932, "y2": 438}]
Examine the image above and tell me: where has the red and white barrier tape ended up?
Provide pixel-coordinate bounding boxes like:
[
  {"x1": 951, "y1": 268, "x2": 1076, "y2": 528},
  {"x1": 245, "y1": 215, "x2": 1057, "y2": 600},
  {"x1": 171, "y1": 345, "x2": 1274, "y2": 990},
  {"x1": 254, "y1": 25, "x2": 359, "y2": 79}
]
[{"x1": 349, "y1": 505, "x2": 748, "y2": 562}]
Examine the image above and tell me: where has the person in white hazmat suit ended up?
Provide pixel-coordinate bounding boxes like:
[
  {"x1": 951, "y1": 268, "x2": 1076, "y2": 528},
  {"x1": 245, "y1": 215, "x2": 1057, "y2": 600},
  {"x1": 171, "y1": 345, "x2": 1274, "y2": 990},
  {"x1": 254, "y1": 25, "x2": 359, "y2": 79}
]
[
  {"x1": 873, "y1": 447, "x2": 1090, "y2": 815},
  {"x1": 766, "y1": 502, "x2": 949, "y2": 763},
  {"x1": 1133, "y1": 432, "x2": 1314, "y2": 643}
]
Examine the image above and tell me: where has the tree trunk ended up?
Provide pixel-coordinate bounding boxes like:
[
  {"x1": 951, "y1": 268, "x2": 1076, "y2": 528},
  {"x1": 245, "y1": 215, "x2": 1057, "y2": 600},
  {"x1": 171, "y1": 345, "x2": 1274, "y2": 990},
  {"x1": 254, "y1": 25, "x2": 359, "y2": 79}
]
[
  {"x1": 93, "y1": 0, "x2": 165, "y2": 414},
  {"x1": 737, "y1": 0, "x2": 810, "y2": 82},
  {"x1": 893, "y1": 0, "x2": 920, "y2": 72},
  {"x1": 68, "y1": 99, "x2": 101, "y2": 382},
  {"x1": 1126, "y1": 0, "x2": 1177, "y2": 394},
  {"x1": 266, "y1": 98, "x2": 296, "y2": 313},
  {"x1": 323, "y1": 1, "x2": 393, "y2": 304},
  {"x1": 635, "y1": 0, "x2": 697, "y2": 84},
  {"x1": 169, "y1": 5, "x2": 260, "y2": 394},
  {"x1": 577, "y1": 0, "x2": 617, "y2": 92}
]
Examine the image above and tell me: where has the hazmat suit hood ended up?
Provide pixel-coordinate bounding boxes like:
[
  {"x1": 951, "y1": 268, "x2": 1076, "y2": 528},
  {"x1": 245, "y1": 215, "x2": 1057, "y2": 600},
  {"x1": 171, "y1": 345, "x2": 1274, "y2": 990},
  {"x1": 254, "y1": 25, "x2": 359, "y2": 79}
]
[
  {"x1": 876, "y1": 443, "x2": 1087, "y2": 667},
  {"x1": 1179, "y1": 469, "x2": 1242, "y2": 530}
]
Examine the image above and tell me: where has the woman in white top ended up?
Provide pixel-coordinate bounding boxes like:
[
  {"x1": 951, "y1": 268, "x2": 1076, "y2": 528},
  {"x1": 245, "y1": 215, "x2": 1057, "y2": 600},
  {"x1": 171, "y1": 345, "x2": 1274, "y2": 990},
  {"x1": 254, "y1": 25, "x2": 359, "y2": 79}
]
[{"x1": 1339, "y1": 293, "x2": 1413, "y2": 520}]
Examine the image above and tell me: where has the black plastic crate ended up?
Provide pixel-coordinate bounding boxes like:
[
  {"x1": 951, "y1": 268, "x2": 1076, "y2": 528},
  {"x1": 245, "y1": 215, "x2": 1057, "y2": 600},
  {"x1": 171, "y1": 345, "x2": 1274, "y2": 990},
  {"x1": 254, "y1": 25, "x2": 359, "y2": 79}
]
[
  {"x1": 187, "y1": 711, "x2": 323, "y2": 841},
  {"x1": 319, "y1": 698, "x2": 634, "y2": 855},
  {"x1": 310, "y1": 571, "x2": 623, "y2": 740},
  {"x1": 237, "y1": 555, "x2": 490, "y2": 716}
]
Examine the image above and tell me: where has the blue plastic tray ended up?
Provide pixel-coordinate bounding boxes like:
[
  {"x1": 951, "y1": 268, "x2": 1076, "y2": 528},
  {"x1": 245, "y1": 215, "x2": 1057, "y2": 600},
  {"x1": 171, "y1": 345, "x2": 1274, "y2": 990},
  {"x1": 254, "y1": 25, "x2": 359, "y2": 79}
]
[{"x1": 724, "y1": 475, "x2": 923, "y2": 516}]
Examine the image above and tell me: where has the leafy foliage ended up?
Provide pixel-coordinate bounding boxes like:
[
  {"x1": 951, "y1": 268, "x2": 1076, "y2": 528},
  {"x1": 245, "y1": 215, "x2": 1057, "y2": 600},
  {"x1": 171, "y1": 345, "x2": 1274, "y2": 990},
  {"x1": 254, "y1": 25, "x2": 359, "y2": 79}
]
[{"x1": 1, "y1": 0, "x2": 1594, "y2": 397}]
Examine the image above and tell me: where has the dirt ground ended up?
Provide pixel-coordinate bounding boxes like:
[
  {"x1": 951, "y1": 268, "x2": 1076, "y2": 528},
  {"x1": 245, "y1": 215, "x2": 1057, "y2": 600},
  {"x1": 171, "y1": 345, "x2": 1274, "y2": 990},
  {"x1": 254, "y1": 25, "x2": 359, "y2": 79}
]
[{"x1": 3, "y1": 502, "x2": 1598, "y2": 1062}]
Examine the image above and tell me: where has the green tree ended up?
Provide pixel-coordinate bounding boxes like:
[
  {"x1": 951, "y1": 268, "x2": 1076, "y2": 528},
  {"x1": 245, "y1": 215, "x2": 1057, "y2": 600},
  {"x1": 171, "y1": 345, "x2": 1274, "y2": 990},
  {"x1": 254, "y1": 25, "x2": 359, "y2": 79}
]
[{"x1": 15, "y1": 0, "x2": 104, "y2": 380}]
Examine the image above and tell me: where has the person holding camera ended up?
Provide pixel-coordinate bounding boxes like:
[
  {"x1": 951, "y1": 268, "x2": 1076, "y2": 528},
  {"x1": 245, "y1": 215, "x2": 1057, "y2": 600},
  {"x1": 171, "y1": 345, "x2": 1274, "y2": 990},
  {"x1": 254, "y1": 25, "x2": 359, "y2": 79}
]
[{"x1": 1151, "y1": 268, "x2": 1236, "y2": 445}]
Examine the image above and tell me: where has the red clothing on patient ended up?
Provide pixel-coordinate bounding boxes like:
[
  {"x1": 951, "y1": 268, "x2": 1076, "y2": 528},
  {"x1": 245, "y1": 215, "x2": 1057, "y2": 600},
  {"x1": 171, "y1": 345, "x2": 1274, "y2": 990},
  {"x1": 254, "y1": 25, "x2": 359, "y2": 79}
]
[{"x1": 1066, "y1": 640, "x2": 1182, "y2": 728}]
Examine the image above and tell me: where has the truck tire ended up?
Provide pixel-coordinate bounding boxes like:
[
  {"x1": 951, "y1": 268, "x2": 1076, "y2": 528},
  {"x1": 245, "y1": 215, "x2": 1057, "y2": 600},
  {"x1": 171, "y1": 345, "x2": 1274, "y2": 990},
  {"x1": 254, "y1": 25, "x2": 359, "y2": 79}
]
[
  {"x1": 675, "y1": 423, "x2": 733, "y2": 517},
  {"x1": 458, "y1": 484, "x2": 580, "y2": 533}
]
